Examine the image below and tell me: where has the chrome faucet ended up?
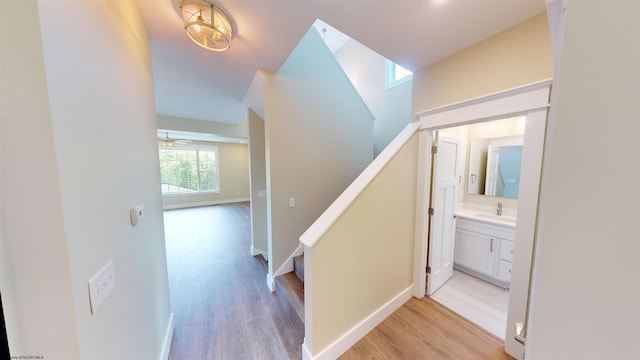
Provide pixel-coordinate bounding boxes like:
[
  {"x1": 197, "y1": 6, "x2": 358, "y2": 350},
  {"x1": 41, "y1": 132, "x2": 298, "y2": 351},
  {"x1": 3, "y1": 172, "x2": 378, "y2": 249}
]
[{"x1": 497, "y1": 202, "x2": 503, "y2": 216}]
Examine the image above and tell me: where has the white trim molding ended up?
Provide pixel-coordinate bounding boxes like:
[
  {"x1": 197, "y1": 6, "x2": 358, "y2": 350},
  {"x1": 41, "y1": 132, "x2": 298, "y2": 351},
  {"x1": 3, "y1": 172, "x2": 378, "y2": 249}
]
[
  {"x1": 265, "y1": 242, "x2": 304, "y2": 292},
  {"x1": 302, "y1": 286, "x2": 413, "y2": 360},
  {"x1": 416, "y1": 79, "x2": 552, "y2": 130},
  {"x1": 250, "y1": 245, "x2": 267, "y2": 257},
  {"x1": 158, "y1": 313, "x2": 175, "y2": 360},
  {"x1": 273, "y1": 244, "x2": 304, "y2": 278},
  {"x1": 162, "y1": 197, "x2": 250, "y2": 210}
]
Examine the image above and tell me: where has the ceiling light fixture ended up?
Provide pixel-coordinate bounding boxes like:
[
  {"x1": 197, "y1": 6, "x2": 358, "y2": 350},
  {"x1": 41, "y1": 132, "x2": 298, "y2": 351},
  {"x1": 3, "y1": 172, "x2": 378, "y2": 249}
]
[
  {"x1": 160, "y1": 132, "x2": 174, "y2": 147},
  {"x1": 180, "y1": 0, "x2": 233, "y2": 52}
]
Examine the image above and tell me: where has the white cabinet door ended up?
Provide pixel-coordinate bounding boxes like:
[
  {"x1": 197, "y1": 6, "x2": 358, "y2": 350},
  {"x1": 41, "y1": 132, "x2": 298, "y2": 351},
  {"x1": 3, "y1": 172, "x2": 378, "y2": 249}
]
[{"x1": 454, "y1": 228, "x2": 495, "y2": 277}]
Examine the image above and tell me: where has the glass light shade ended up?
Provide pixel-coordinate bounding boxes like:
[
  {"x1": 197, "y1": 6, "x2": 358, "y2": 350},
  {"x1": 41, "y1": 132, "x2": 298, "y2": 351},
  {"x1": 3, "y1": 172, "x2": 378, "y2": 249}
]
[
  {"x1": 181, "y1": 0, "x2": 232, "y2": 52},
  {"x1": 160, "y1": 139, "x2": 174, "y2": 147}
]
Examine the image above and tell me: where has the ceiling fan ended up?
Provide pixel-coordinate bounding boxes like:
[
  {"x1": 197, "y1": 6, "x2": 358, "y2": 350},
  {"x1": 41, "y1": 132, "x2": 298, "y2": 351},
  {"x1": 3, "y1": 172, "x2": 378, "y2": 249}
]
[{"x1": 158, "y1": 132, "x2": 191, "y2": 147}]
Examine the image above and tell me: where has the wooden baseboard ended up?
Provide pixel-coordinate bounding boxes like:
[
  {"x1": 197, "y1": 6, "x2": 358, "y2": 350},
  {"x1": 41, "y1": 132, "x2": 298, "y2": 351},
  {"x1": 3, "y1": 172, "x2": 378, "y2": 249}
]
[
  {"x1": 303, "y1": 286, "x2": 413, "y2": 360},
  {"x1": 158, "y1": 313, "x2": 175, "y2": 360}
]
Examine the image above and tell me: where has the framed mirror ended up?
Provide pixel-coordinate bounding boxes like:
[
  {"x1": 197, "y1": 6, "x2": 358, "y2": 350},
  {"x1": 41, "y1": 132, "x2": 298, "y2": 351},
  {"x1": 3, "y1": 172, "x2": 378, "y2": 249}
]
[{"x1": 467, "y1": 135, "x2": 523, "y2": 199}]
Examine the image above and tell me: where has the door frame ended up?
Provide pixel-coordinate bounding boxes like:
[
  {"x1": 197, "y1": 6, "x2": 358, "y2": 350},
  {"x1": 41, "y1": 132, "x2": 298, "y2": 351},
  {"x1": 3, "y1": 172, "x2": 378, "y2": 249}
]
[{"x1": 412, "y1": 79, "x2": 552, "y2": 359}]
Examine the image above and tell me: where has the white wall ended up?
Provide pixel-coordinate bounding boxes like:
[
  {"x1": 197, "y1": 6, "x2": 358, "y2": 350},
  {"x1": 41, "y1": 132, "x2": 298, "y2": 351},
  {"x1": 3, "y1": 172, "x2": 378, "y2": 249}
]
[
  {"x1": 1, "y1": 0, "x2": 172, "y2": 358},
  {"x1": 248, "y1": 110, "x2": 268, "y2": 256},
  {"x1": 0, "y1": 1, "x2": 79, "y2": 357},
  {"x1": 157, "y1": 114, "x2": 249, "y2": 139},
  {"x1": 527, "y1": 1, "x2": 640, "y2": 359},
  {"x1": 334, "y1": 39, "x2": 413, "y2": 157},
  {"x1": 265, "y1": 28, "x2": 374, "y2": 275}
]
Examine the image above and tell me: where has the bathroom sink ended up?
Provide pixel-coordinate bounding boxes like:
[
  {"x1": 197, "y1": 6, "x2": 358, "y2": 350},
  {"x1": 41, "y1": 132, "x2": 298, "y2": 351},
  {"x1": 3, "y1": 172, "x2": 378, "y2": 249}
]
[
  {"x1": 455, "y1": 209, "x2": 517, "y2": 227},
  {"x1": 476, "y1": 213, "x2": 517, "y2": 224}
]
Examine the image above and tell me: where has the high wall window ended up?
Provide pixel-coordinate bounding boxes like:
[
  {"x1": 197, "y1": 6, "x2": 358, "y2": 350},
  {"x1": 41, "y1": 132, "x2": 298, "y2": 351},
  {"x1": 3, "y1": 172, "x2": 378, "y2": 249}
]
[
  {"x1": 159, "y1": 145, "x2": 219, "y2": 195},
  {"x1": 387, "y1": 61, "x2": 413, "y2": 87}
]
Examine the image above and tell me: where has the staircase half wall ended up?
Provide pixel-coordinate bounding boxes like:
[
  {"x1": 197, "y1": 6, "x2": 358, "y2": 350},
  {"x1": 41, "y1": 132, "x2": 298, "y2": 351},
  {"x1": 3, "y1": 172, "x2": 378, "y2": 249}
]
[{"x1": 300, "y1": 123, "x2": 420, "y2": 359}]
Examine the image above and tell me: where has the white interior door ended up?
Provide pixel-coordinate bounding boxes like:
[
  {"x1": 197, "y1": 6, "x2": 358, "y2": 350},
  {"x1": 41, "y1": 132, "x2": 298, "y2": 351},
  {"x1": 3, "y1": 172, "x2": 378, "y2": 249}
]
[
  {"x1": 484, "y1": 145, "x2": 500, "y2": 196},
  {"x1": 426, "y1": 132, "x2": 459, "y2": 296}
]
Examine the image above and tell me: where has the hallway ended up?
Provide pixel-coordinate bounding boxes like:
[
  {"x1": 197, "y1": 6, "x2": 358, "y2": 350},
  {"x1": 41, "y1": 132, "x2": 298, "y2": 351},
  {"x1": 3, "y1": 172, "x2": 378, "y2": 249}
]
[{"x1": 164, "y1": 203, "x2": 303, "y2": 359}]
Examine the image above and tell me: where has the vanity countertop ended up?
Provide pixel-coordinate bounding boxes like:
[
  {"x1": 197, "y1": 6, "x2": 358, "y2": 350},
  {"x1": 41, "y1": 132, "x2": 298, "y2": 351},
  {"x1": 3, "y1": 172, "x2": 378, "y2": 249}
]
[{"x1": 455, "y1": 208, "x2": 517, "y2": 229}]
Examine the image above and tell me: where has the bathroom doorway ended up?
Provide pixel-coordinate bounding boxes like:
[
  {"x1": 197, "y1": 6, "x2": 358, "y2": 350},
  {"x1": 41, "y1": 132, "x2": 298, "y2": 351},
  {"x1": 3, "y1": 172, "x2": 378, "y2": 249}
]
[
  {"x1": 415, "y1": 80, "x2": 551, "y2": 360},
  {"x1": 429, "y1": 116, "x2": 526, "y2": 339}
]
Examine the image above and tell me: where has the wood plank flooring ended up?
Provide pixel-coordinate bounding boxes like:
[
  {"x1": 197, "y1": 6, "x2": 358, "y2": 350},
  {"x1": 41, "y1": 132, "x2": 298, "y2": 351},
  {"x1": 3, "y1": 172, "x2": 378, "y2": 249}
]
[
  {"x1": 164, "y1": 203, "x2": 303, "y2": 360},
  {"x1": 164, "y1": 203, "x2": 513, "y2": 360},
  {"x1": 431, "y1": 269, "x2": 510, "y2": 339},
  {"x1": 341, "y1": 297, "x2": 514, "y2": 360}
]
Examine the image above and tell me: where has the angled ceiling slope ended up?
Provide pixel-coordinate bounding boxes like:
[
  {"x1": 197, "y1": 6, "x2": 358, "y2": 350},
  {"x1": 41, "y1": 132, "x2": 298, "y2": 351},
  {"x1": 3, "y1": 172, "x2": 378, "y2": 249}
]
[{"x1": 135, "y1": 0, "x2": 545, "y2": 125}]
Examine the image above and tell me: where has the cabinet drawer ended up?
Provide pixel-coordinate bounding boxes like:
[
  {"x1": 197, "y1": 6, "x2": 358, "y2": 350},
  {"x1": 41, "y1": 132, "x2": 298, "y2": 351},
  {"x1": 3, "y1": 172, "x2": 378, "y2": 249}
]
[
  {"x1": 500, "y1": 240, "x2": 514, "y2": 261},
  {"x1": 498, "y1": 260, "x2": 512, "y2": 282}
]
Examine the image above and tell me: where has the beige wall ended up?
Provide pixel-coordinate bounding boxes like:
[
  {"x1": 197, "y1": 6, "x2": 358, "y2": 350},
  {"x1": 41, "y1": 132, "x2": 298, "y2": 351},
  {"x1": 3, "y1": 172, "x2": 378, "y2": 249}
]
[
  {"x1": 412, "y1": 14, "x2": 553, "y2": 114},
  {"x1": 161, "y1": 141, "x2": 250, "y2": 209},
  {"x1": 1, "y1": 0, "x2": 172, "y2": 358},
  {"x1": 265, "y1": 28, "x2": 374, "y2": 274},
  {"x1": 527, "y1": 1, "x2": 640, "y2": 359},
  {"x1": 309, "y1": 132, "x2": 418, "y2": 354},
  {"x1": 248, "y1": 110, "x2": 268, "y2": 256}
]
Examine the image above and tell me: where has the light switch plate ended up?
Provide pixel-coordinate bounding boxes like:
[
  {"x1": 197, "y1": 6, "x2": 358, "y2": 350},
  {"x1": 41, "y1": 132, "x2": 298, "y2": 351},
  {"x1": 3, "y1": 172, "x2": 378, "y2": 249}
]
[
  {"x1": 288, "y1": 197, "x2": 296, "y2": 208},
  {"x1": 130, "y1": 204, "x2": 145, "y2": 225},
  {"x1": 88, "y1": 260, "x2": 115, "y2": 314}
]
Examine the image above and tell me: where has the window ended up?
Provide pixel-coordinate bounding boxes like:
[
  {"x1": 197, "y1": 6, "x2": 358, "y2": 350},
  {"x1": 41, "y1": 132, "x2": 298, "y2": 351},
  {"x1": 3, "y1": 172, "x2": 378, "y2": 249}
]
[
  {"x1": 387, "y1": 61, "x2": 413, "y2": 87},
  {"x1": 158, "y1": 145, "x2": 219, "y2": 195}
]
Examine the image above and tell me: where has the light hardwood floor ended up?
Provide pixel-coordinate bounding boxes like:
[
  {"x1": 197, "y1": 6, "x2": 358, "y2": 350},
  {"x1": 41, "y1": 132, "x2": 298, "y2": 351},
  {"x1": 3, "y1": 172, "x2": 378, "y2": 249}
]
[
  {"x1": 431, "y1": 269, "x2": 510, "y2": 339},
  {"x1": 341, "y1": 297, "x2": 514, "y2": 360},
  {"x1": 164, "y1": 203, "x2": 303, "y2": 359},
  {"x1": 164, "y1": 203, "x2": 513, "y2": 359}
]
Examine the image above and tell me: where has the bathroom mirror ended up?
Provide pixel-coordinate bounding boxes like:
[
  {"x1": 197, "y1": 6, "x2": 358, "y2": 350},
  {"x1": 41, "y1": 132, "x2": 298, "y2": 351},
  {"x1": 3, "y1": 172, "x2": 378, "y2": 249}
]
[{"x1": 467, "y1": 135, "x2": 523, "y2": 199}]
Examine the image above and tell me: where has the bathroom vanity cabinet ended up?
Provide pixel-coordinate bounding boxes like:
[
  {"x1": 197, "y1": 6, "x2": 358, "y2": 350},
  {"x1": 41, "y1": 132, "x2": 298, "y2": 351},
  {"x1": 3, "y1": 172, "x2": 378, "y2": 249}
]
[{"x1": 454, "y1": 216, "x2": 515, "y2": 288}]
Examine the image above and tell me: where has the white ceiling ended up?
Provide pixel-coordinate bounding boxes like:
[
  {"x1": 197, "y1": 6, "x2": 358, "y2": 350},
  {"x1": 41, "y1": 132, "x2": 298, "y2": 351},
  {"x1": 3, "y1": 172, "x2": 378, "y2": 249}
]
[{"x1": 134, "y1": 0, "x2": 546, "y2": 125}]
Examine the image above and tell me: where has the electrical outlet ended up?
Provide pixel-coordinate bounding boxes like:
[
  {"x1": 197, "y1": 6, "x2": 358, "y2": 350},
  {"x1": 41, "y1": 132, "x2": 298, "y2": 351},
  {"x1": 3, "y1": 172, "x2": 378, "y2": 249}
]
[
  {"x1": 289, "y1": 197, "x2": 296, "y2": 208},
  {"x1": 88, "y1": 260, "x2": 115, "y2": 314}
]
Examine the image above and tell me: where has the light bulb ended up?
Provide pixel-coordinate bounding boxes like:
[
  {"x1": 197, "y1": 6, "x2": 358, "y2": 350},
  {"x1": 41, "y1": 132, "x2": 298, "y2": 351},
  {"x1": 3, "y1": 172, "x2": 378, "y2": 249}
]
[{"x1": 194, "y1": 14, "x2": 203, "y2": 32}]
